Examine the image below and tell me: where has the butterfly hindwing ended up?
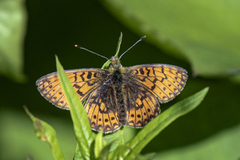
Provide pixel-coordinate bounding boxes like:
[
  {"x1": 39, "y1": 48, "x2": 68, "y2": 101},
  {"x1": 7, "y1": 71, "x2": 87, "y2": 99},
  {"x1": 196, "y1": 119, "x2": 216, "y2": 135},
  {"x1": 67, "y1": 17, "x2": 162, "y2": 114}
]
[
  {"x1": 36, "y1": 68, "x2": 107, "y2": 109},
  {"x1": 123, "y1": 82, "x2": 160, "y2": 128},
  {"x1": 84, "y1": 84, "x2": 121, "y2": 133}
]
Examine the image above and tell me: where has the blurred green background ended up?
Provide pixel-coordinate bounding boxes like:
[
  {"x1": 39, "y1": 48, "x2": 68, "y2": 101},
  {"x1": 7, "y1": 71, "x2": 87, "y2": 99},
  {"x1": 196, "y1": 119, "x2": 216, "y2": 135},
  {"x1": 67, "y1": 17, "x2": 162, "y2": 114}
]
[{"x1": 0, "y1": 0, "x2": 240, "y2": 159}]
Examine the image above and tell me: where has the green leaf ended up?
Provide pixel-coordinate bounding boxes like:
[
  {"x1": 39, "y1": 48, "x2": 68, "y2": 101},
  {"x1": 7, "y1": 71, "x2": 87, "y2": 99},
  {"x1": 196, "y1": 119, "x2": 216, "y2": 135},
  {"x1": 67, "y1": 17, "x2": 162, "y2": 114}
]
[
  {"x1": 24, "y1": 106, "x2": 65, "y2": 160},
  {"x1": 91, "y1": 130, "x2": 125, "y2": 160},
  {"x1": 103, "y1": 130, "x2": 124, "y2": 153},
  {"x1": 74, "y1": 144, "x2": 85, "y2": 160},
  {"x1": 94, "y1": 130, "x2": 104, "y2": 159},
  {"x1": 111, "y1": 145, "x2": 131, "y2": 160},
  {"x1": 98, "y1": 138, "x2": 125, "y2": 160},
  {"x1": 0, "y1": 0, "x2": 26, "y2": 82},
  {"x1": 56, "y1": 56, "x2": 94, "y2": 160},
  {"x1": 154, "y1": 124, "x2": 240, "y2": 160},
  {"x1": 97, "y1": 141, "x2": 113, "y2": 160},
  {"x1": 136, "y1": 153, "x2": 156, "y2": 160},
  {"x1": 114, "y1": 32, "x2": 123, "y2": 58},
  {"x1": 122, "y1": 87, "x2": 209, "y2": 160},
  {"x1": 102, "y1": 0, "x2": 240, "y2": 78}
]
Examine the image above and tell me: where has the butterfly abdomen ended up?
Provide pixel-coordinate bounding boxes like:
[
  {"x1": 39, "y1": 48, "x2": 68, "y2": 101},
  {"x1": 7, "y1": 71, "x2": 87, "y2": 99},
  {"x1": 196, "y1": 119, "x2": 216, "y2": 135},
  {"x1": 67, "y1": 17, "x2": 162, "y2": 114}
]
[{"x1": 112, "y1": 69, "x2": 127, "y2": 125}]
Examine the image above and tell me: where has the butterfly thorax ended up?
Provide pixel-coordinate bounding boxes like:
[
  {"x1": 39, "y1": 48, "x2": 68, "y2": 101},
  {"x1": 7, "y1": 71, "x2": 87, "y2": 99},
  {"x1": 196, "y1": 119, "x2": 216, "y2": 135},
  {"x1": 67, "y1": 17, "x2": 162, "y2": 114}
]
[{"x1": 108, "y1": 57, "x2": 127, "y2": 125}]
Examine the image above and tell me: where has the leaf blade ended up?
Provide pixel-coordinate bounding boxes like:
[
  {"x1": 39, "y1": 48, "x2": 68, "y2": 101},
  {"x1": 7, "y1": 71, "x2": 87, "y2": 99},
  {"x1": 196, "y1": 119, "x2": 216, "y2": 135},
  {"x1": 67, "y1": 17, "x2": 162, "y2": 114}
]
[
  {"x1": 56, "y1": 56, "x2": 94, "y2": 160},
  {"x1": 0, "y1": 0, "x2": 26, "y2": 82},
  {"x1": 24, "y1": 106, "x2": 65, "y2": 160}
]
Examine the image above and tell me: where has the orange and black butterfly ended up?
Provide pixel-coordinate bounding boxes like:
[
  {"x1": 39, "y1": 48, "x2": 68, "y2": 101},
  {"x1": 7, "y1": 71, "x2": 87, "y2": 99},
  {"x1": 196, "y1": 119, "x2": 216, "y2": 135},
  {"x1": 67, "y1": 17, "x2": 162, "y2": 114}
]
[{"x1": 36, "y1": 35, "x2": 188, "y2": 134}]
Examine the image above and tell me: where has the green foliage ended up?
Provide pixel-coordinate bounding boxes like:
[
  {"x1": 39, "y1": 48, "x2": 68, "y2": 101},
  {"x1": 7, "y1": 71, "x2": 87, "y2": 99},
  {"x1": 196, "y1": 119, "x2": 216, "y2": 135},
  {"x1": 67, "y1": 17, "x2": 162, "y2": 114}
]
[
  {"x1": 0, "y1": 0, "x2": 26, "y2": 82},
  {"x1": 154, "y1": 123, "x2": 240, "y2": 160},
  {"x1": 24, "y1": 106, "x2": 65, "y2": 160}
]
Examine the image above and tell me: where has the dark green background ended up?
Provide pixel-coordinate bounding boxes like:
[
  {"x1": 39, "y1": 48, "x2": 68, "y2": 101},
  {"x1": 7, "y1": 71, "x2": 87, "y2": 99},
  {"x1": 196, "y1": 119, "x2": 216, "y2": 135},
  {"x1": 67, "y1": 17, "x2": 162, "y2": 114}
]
[{"x1": 0, "y1": 0, "x2": 240, "y2": 159}]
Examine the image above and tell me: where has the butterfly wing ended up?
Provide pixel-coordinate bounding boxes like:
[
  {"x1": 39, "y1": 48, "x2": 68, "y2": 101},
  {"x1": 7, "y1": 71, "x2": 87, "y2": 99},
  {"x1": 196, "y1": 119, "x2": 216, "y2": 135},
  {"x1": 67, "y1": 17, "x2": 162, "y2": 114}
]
[
  {"x1": 125, "y1": 64, "x2": 188, "y2": 103},
  {"x1": 123, "y1": 82, "x2": 160, "y2": 128},
  {"x1": 36, "y1": 68, "x2": 108, "y2": 109},
  {"x1": 84, "y1": 84, "x2": 121, "y2": 133},
  {"x1": 122, "y1": 64, "x2": 187, "y2": 127}
]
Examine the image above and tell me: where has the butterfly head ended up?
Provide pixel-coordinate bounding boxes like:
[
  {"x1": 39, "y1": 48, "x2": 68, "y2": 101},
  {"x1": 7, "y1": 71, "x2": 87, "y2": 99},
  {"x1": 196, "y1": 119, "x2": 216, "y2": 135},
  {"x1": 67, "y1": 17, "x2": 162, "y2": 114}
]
[{"x1": 109, "y1": 57, "x2": 122, "y2": 71}]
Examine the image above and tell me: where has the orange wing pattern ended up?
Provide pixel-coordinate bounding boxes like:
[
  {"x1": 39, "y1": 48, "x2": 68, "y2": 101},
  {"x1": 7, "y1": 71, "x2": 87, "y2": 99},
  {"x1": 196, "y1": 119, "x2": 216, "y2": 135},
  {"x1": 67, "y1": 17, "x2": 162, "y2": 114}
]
[
  {"x1": 123, "y1": 82, "x2": 160, "y2": 128},
  {"x1": 121, "y1": 64, "x2": 187, "y2": 128},
  {"x1": 84, "y1": 84, "x2": 121, "y2": 133},
  {"x1": 36, "y1": 68, "x2": 107, "y2": 109},
  {"x1": 127, "y1": 64, "x2": 188, "y2": 103}
]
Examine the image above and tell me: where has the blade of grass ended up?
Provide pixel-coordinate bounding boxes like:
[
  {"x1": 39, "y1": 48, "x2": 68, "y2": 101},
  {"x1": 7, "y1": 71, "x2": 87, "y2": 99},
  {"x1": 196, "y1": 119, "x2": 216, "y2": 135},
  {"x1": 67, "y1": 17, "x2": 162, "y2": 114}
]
[
  {"x1": 24, "y1": 106, "x2": 65, "y2": 160},
  {"x1": 56, "y1": 56, "x2": 94, "y2": 159},
  {"x1": 101, "y1": 32, "x2": 123, "y2": 69},
  {"x1": 114, "y1": 32, "x2": 123, "y2": 58}
]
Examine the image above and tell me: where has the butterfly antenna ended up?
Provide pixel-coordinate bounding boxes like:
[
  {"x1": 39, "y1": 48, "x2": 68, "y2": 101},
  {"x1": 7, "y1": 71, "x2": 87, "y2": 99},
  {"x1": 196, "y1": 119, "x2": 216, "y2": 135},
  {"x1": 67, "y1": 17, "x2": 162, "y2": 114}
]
[
  {"x1": 75, "y1": 45, "x2": 109, "y2": 61},
  {"x1": 119, "y1": 35, "x2": 146, "y2": 60}
]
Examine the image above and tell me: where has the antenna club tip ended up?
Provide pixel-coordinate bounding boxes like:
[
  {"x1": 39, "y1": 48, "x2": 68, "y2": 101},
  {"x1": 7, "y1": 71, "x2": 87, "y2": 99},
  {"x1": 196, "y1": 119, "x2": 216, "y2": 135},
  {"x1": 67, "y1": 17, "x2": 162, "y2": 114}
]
[
  {"x1": 141, "y1": 35, "x2": 146, "y2": 40},
  {"x1": 75, "y1": 44, "x2": 81, "y2": 48}
]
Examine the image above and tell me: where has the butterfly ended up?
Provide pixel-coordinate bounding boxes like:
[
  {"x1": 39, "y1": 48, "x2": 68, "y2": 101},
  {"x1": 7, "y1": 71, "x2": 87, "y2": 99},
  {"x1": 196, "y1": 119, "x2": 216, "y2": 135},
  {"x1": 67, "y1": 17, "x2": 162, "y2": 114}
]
[{"x1": 36, "y1": 35, "x2": 188, "y2": 134}]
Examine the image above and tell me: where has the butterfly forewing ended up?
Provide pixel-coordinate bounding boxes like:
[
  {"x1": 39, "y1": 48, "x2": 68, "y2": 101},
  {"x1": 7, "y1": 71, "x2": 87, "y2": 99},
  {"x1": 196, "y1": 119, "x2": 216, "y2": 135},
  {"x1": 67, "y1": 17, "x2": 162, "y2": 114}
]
[
  {"x1": 127, "y1": 64, "x2": 188, "y2": 103},
  {"x1": 36, "y1": 68, "x2": 107, "y2": 109}
]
